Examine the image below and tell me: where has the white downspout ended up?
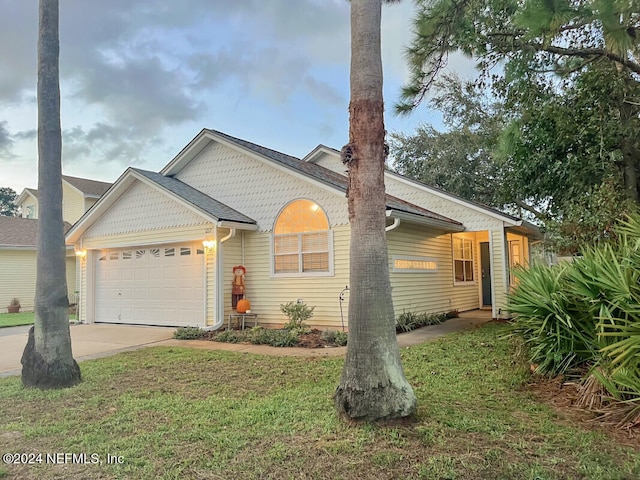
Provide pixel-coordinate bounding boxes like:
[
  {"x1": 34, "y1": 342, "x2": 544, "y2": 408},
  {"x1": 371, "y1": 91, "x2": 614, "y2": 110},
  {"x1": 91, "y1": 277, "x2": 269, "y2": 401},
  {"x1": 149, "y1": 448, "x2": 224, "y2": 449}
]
[
  {"x1": 385, "y1": 217, "x2": 401, "y2": 232},
  {"x1": 203, "y1": 227, "x2": 236, "y2": 331}
]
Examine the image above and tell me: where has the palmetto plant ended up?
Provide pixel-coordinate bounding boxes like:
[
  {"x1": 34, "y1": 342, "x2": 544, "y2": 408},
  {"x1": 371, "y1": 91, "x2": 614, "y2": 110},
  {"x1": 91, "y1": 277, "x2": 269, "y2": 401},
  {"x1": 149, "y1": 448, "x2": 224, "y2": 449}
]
[
  {"x1": 508, "y1": 262, "x2": 598, "y2": 375},
  {"x1": 509, "y1": 211, "x2": 640, "y2": 421}
]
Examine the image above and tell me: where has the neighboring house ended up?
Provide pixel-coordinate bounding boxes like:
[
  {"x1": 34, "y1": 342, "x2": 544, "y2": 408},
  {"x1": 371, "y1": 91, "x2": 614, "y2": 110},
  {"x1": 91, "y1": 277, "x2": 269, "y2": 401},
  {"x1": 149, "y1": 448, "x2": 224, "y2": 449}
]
[
  {"x1": 16, "y1": 175, "x2": 113, "y2": 224},
  {"x1": 1, "y1": 176, "x2": 112, "y2": 311},
  {"x1": 0, "y1": 217, "x2": 75, "y2": 311},
  {"x1": 66, "y1": 129, "x2": 540, "y2": 329}
]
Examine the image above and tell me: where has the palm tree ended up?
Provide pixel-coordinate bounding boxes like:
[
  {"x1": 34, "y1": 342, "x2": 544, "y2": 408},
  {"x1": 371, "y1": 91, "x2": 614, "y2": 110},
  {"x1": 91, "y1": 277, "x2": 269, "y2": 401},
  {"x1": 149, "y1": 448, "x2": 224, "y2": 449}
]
[
  {"x1": 334, "y1": 0, "x2": 416, "y2": 421},
  {"x1": 21, "y1": 0, "x2": 81, "y2": 388}
]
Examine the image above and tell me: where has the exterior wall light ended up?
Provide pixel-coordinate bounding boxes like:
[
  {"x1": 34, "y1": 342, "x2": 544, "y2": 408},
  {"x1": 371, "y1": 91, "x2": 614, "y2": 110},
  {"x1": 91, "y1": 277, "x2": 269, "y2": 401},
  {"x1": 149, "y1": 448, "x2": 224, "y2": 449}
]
[{"x1": 203, "y1": 229, "x2": 215, "y2": 251}]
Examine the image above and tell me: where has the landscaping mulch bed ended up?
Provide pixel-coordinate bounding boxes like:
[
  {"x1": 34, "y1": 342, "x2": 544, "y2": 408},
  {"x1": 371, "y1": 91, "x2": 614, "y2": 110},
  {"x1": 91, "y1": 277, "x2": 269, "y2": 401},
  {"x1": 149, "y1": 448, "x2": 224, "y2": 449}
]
[{"x1": 525, "y1": 375, "x2": 640, "y2": 449}]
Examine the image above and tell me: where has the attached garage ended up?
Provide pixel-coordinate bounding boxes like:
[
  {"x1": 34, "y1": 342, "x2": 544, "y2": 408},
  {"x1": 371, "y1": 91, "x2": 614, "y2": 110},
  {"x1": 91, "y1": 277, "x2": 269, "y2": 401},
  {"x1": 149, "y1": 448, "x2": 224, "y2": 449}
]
[{"x1": 94, "y1": 243, "x2": 205, "y2": 327}]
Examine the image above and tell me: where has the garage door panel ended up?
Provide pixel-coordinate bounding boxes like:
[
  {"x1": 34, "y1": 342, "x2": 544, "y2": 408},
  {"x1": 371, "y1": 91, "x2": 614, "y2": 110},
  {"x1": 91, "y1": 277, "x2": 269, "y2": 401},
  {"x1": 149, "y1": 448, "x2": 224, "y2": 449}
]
[
  {"x1": 95, "y1": 243, "x2": 206, "y2": 327},
  {"x1": 121, "y1": 268, "x2": 135, "y2": 281},
  {"x1": 147, "y1": 287, "x2": 162, "y2": 301}
]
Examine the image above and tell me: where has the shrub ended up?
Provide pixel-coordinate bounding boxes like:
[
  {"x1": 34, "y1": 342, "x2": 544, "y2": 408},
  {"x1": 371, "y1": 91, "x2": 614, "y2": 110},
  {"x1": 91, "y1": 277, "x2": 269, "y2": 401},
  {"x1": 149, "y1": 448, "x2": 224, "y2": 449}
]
[
  {"x1": 248, "y1": 327, "x2": 299, "y2": 347},
  {"x1": 320, "y1": 330, "x2": 348, "y2": 346},
  {"x1": 333, "y1": 330, "x2": 348, "y2": 346},
  {"x1": 508, "y1": 262, "x2": 598, "y2": 375},
  {"x1": 173, "y1": 327, "x2": 205, "y2": 340},
  {"x1": 396, "y1": 310, "x2": 418, "y2": 333},
  {"x1": 509, "y1": 211, "x2": 640, "y2": 419},
  {"x1": 418, "y1": 312, "x2": 447, "y2": 327},
  {"x1": 397, "y1": 310, "x2": 449, "y2": 332},
  {"x1": 280, "y1": 301, "x2": 315, "y2": 330},
  {"x1": 213, "y1": 330, "x2": 245, "y2": 343}
]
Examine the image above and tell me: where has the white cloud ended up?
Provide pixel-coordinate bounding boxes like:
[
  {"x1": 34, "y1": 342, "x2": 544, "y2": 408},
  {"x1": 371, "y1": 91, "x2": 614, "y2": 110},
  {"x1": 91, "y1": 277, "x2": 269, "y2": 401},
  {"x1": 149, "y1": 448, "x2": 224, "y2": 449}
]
[{"x1": 0, "y1": 0, "x2": 456, "y2": 192}]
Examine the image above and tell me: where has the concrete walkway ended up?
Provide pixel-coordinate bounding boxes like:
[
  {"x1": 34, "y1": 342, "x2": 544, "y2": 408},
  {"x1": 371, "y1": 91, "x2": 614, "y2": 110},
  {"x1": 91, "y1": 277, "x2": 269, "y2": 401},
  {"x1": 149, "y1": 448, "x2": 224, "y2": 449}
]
[{"x1": 0, "y1": 311, "x2": 492, "y2": 377}]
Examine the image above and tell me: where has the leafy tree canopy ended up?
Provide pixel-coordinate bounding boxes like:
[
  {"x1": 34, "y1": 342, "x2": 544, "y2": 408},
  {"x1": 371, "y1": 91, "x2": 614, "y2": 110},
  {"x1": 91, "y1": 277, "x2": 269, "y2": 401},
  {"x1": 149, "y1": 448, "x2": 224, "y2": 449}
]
[
  {"x1": 393, "y1": 0, "x2": 640, "y2": 252},
  {"x1": 389, "y1": 74, "x2": 509, "y2": 208},
  {"x1": 0, "y1": 187, "x2": 18, "y2": 217},
  {"x1": 398, "y1": 0, "x2": 640, "y2": 112}
]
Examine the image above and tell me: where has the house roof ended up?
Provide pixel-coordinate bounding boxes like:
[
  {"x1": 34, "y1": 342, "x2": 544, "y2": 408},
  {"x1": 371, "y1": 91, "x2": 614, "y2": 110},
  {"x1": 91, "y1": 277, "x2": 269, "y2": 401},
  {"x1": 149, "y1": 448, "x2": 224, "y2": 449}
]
[
  {"x1": 304, "y1": 143, "x2": 528, "y2": 225},
  {"x1": 61, "y1": 175, "x2": 112, "y2": 198},
  {"x1": 163, "y1": 129, "x2": 462, "y2": 230},
  {"x1": 66, "y1": 167, "x2": 257, "y2": 244},
  {"x1": 16, "y1": 176, "x2": 112, "y2": 205},
  {"x1": 15, "y1": 188, "x2": 38, "y2": 207},
  {"x1": 131, "y1": 168, "x2": 256, "y2": 225},
  {"x1": 0, "y1": 216, "x2": 72, "y2": 248}
]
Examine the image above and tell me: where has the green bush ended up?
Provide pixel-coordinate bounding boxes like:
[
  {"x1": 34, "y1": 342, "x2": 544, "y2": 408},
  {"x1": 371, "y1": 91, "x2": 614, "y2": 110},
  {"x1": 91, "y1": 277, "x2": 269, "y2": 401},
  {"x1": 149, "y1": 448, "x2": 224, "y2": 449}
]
[
  {"x1": 280, "y1": 301, "x2": 315, "y2": 330},
  {"x1": 333, "y1": 330, "x2": 348, "y2": 346},
  {"x1": 320, "y1": 329, "x2": 348, "y2": 346},
  {"x1": 508, "y1": 262, "x2": 598, "y2": 375},
  {"x1": 508, "y1": 211, "x2": 640, "y2": 413},
  {"x1": 213, "y1": 327, "x2": 299, "y2": 347},
  {"x1": 249, "y1": 327, "x2": 299, "y2": 347},
  {"x1": 396, "y1": 310, "x2": 449, "y2": 333},
  {"x1": 214, "y1": 330, "x2": 245, "y2": 343},
  {"x1": 173, "y1": 327, "x2": 205, "y2": 340},
  {"x1": 396, "y1": 310, "x2": 418, "y2": 332}
]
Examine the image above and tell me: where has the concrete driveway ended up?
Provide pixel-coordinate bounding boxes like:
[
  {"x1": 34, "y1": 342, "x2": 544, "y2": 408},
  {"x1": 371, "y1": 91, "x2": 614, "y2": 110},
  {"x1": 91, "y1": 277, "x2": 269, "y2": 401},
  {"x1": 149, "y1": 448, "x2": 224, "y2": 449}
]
[{"x1": 0, "y1": 323, "x2": 175, "y2": 378}]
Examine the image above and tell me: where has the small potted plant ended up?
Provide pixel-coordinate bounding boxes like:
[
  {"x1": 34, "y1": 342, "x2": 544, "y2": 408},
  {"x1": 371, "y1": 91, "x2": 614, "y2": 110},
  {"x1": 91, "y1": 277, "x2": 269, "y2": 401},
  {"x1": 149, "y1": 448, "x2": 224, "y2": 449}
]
[{"x1": 7, "y1": 298, "x2": 21, "y2": 314}]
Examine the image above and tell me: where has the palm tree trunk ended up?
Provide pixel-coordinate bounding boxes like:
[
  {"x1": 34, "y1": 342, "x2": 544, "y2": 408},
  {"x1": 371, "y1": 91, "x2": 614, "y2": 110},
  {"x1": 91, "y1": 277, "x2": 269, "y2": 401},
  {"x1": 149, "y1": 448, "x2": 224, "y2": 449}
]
[
  {"x1": 334, "y1": 0, "x2": 416, "y2": 421},
  {"x1": 21, "y1": 0, "x2": 80, "y2": 388}
]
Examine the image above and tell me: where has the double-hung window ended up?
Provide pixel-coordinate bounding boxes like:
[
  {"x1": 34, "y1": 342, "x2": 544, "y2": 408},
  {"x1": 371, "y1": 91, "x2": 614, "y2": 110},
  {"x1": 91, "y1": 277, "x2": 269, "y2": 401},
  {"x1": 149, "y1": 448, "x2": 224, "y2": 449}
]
[
  {"x1": 273, "y1": 199, "x2": 332, "y2": 276},
  {"x1": 453, "y1": 237, "x2": 474, "y2": 283}
]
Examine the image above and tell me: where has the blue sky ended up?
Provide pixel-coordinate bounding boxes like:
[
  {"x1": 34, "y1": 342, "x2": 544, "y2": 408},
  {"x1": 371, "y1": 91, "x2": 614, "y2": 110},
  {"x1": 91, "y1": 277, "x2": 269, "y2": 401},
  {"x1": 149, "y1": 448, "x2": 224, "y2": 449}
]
[{"x1": 1, "y1": 1, "x2": 473, "y2": 193}]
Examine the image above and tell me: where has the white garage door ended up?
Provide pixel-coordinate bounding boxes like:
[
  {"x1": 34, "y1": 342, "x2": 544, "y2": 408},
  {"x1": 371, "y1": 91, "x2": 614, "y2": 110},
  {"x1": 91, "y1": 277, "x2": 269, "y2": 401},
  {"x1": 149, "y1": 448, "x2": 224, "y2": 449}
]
[{"x1": 95, "y1": 244, "x2": 205, "y2": 327}]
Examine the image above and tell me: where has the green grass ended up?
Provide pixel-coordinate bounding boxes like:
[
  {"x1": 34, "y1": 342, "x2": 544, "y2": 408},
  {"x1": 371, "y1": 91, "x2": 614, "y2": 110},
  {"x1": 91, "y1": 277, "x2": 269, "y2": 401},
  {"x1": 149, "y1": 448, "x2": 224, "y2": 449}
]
[
  {"x1": 0, "y1": 324, "x2": 638, "y2": 479},
  {"x1": 0, "y1": 312, "x2": 77, "y2": 328}
]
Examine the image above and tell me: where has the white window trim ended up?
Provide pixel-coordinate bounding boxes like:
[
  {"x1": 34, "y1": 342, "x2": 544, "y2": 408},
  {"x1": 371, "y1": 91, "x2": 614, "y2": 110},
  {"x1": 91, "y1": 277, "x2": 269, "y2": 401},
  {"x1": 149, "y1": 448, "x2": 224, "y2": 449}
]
[
  {"x1": 271, "y1": 229, "x2": 334, "y2": 278},
  {"x1": 392, "y1": 255, "x2": 438, "y2": 273},
  {"x1": 509, "y1": 239, "x2": 522, "y2": 287},
  {"x1": 452, "y1": 236, "x2": 476, "y2": 285}
]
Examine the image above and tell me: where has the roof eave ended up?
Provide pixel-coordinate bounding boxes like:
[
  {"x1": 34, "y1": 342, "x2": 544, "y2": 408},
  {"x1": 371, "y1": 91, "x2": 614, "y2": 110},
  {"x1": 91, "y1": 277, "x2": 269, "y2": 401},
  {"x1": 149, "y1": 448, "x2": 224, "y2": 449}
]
[
  {"x1": 387, "y1": 210, "x2": 465, "y2": 232},
  {"x1": 385, "y1": 171, "x2": 522, "y2": 226},
  {"x1": 16, "y1": 188, "x2": 37, "y2": 206},
  {"x1": 302, "y1": 145, "x2": 339, "y2": 163},
  {"x1": 217, "y1": 220, "x2": 258, "y2": 231},
  {"x1": 162, "y1": 129, "x2": 348, "y2": 198}
]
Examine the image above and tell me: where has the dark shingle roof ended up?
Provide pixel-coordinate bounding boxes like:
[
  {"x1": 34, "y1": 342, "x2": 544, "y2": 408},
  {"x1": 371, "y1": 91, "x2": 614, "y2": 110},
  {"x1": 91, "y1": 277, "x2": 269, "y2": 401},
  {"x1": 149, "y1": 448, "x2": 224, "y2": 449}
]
[
  {"x1": 62, "y1": 175, "x2": 112, "y2": 197},
  {"x1": 131, "y1": 168, "x2": 256, "y2": 225},
  {"x1": 207, "y1": 129, "x2": 461, "y2": 227},
  {"x1": 0, "y1": 216, "x2": 72, "y2": 247}
]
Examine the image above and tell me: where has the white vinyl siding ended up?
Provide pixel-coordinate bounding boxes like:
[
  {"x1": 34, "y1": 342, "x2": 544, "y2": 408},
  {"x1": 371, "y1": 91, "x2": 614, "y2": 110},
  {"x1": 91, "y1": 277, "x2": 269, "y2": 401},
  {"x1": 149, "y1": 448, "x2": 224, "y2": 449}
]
[
  {"x1": 83, "y1": 181, "x2": 209, "y2": 239},
  {"x1": 387, "y1": 224, "x2": 479, "y2": 315},
  {"x1": 174, "y1": 141, "x2": 349, "y2": 231},
  {"x1": 0, "y1": 249, "x2": 77, "y2": 312},
  {"x1": 227, "y1": 226, "x2": 350, "y2": 329},
  {"x1": 62, "y1": 182, "x2": 86, "y2": 224}
]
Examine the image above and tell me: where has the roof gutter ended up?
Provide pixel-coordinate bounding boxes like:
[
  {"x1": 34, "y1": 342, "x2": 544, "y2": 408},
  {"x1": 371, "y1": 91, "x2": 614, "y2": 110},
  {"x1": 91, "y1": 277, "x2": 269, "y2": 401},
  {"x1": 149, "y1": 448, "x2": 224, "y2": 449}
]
[
  {"x1": 386, "y1": 210, "x2": 465, "y2": 232},
  {"x1": 217, "y1": 220, "x2": 258, "y2": 231}
]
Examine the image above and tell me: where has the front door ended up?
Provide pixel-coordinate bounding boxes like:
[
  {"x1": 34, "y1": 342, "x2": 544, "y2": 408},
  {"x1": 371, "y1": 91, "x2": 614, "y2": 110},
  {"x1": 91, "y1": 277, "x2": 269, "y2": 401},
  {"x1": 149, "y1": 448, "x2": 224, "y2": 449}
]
[{"x1": 480, "y1": 242, "x2": 492, "y2": 307}]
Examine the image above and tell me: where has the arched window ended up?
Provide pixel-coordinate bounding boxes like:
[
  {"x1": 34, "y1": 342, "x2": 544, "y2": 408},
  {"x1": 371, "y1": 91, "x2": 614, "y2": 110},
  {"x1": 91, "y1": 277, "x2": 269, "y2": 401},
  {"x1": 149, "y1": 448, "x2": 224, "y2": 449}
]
[{"x1": 273, "y1": 199, "x2": 332, "y2": 275}]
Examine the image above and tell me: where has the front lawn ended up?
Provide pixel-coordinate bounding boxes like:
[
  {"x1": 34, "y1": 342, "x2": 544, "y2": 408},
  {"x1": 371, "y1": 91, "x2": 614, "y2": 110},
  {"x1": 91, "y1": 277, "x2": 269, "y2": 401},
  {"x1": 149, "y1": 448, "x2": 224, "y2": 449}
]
[
  {"x1": 0, "y1": 324, "x2": 638, "y2": 479},
  {"x1": 0, "y1": 312, "x2": 77, "y2": 328}
]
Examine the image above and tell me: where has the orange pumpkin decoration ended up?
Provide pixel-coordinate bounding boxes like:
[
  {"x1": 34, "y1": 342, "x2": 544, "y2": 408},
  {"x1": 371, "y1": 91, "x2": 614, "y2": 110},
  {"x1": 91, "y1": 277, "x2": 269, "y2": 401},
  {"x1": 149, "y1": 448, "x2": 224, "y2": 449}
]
[{"x1": 236, "y1": 299, "x2": 251, "y2": 313}]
